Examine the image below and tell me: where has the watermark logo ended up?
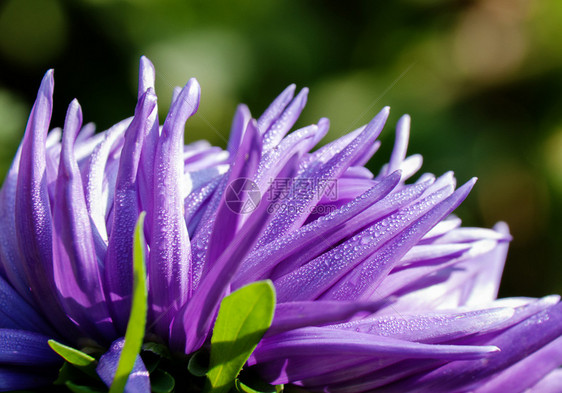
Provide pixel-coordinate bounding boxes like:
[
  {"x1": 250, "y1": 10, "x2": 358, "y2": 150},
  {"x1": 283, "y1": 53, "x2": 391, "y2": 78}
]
[
  {"x1": 225, "y1": 178, "x2": 261, "y2": 214},
  {"x1": 225, "y1": 177, "x2": 339, "y2": 215}
]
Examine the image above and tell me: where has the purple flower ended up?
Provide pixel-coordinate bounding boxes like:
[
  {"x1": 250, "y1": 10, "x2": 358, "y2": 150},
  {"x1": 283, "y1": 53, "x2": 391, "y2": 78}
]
[{"x1": 0, "y1": 56, "x2": 560, "y2": 392}]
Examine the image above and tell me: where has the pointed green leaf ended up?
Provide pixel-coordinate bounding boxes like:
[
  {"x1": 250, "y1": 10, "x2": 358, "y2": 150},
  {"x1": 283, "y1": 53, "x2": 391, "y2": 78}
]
[
  {"x1": 49, "y1": 339, "x2": 98, "y2": 379},
  {"x1": 109, "y1": 212, "x2": 149, "y2": 393},
  {"x1": 204, "y1": 280, "x2": 276, "y2": 393},
  {"x1": 48, "y1": 340, "x2": 96, "y2": 367}
]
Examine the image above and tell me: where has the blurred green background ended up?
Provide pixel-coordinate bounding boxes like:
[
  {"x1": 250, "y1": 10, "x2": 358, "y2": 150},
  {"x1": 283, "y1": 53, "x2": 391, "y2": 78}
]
[{"x1": 0, "y1": 0, "x2": 560, "y2": 298}]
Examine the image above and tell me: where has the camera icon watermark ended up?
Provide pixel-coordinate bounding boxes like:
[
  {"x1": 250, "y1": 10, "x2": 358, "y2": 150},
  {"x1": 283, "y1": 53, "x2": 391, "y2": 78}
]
[
  {"x1": 225, "y1": 177, "x2": 339, "y2": 215},
  {"x1": 225, "y1": 178, "x2": 261, "y2": 214}
]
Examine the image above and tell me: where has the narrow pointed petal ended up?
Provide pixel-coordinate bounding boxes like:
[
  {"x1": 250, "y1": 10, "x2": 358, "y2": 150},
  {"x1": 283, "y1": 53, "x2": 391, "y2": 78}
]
[
  {"x1": 269, "y1": 176, "x2": 433, "y2": 281},
  {"x1": 255, "y1": 355, "x2": 392, "y2": 386},
  {"x1": 273, "y1": 181, "x2": 457, "y2": 302},
  {"x1": 205, "y1": 119, "x2": 262, "y2": 269},
  {"x1": 138, "y1": 56, "x2": 155, "y2": 98},
  {"x1": 250, "y1": 327, "x2": 499, "y2": 365},
  {"x1": 15, "y1": 70, "x2": 77, "y2": 335},
  {"x1": 148, "y1": 79, "x2": 199, "y2": 335},
  {"x1": 258, "y1": 84, "x2": 296, "y2": 133},
  {"x1": 227, "y1": 104, "x2": 251, "y2": 155},
  {"x1": 105, "y1": 90, "x2": 157, "y2": 333},
  {"x1": 333, "y1": 307, "x2": 514, "y2": 344},
  {"x1": 387, "y1": 114, "x2": 410, "y2": 174},
  {"x1": 85, "y1": 118, "x2": 131, "y2": 242},
  {"x1": 257, "y1": 107, "x2": 390, "y2": 249},
  {"x1": 0, "y1": 276, "x2": 56, "y2": 337},
  {"x1": 53, "y1": 100, "x2": 116, "y2": 340},
  {"x1": 322, "y1": 179, "x2": 476, "y2": 301},
  {"x1": 385, "y1": 302, "x2": 562, "y2": 392},
  {"x1": 268, "y1": 299, "x2": 390, "y2": 336},
  {"x1": 234, "y1": 171, "x2": 402, "y2": 286},
  {"x1": 0, "y1": 329, "x2": 61, "y2": 366},
  {"x1": 0, "y1": 145, "x2": 33, "y2": 302},
  {"x1": 96, "y1": 338, "x2": 150, "y2": 393},
  {"x1": 255, "y1": 123, "x2": 321, "y2": 192},
  {"x1": 137, "y1": 56, "x2": 160, "y2": 244},
  {"x1": 262, "y1": 88, "x2": 308, "y2": 151},
  {"x1": 0, "y1": 367, "x2": 55, "y2": 391},
  {"x1": 474, "y1": 336, "x2": 562, "y2": 393},
  {"x1": 171, "y1": 157, "x2": 298, "y2": 353}
]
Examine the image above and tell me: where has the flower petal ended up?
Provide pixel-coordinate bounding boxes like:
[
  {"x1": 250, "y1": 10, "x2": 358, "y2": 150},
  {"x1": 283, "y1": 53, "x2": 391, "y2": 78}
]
[
  {"x1": 53, "y1": 100, "x2": 116, "y2": 340},
  {"x1": 15, "y1": 70, "x2": 78, "y2": 336},
  {"x1": 262, "y1": 88, "x2": 308, "y2": 151},
  {"x1": 384, "y1": 302, "x2": 562, "y2": 392},
  {"x1": 96, "y1": 338, "x2": 150, "y2": 393},
  {"x1": 0, "y1": 329, "x2": 60, "y2": 366},
  {"x1": 234, "y1": 171, "x2": 403, "y2": 286},
  {"x1": 148, "y1": 79, "x2": 199, "y2": 335},
  {"x1": 250, "y1": 326, "x2": 499, "y2": 365},
  {"x1": 268, "y1": 299, "x2": 390, "y2": 336},
  {"x1": 105, "y1": 90, "x2": 156, "y2": 333},
  {"x1": 257, "y1": 84, "x2": 296, "y2": 134}
]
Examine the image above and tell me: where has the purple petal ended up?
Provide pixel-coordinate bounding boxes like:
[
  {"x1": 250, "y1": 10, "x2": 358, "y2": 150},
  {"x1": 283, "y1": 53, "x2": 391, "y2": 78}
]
[
  {"x1": 137, "y1": 56, "x2": 160, "y2": 244},
  {"x1": 250, "y1": 327, "x2": 499, "y2": 365},
  {"x1": 332, "y1": 307, "x2": 514, "y2": 344},
  {"x1": 234, "y1": 171, "x2": 403, "y2": 287},
  {"x1": 85, "y1": 117, "x2": 131, "y2": 243},
  {"x1": 188, "y1": 119, "x2": 262, "y2": 291},
  {"x1": 53, "y1": 100, "x2": 116, "y2": 340},
  {"x1": 96, "y1": 338, "x2": 150, "y2": 393},
  {"x1": 0, "y1": 144, "x2": 33, "y2": 303},
  {"x1": 148, "y1": 79, "x2": 199, "y2": 335},
  {"x1": 273, "y1": 179, "x2": 460, "y2": 302},
  {"x1": 205, "y1": 119, "x2": 262, "y2": 269},
  {"x1": 170, "y1": 157, "x2": 298, "y2": 353},
  {"x1": 255, "y1": 355, "x2": 391, "y2": 386},
  {"x1": 257, "y1": 84, "x2": 296, "y2": 133},
  {"x1": 14, "y1": 70, "x2": 78, "y2": 336},
  {"x1": 269, "y1": 176, "x2": 434, "y2": 280},
  {"x1": 321, "y1": 179, "x2": 476, "y2": 301},
  {"x1": 227, "y1": 104, "x2": 251, "y2": 155},
  {"x1": 0, "y1": 275, "x2": 54, "y2": 335},
  {"x1": 257, "y1": 107, "x2": 390, "y2": 249},
  {"x1": 105, "y1": 90, "x2": 156, "y2": 333},
  {"x1": 474, "y1": 336, "x2": 562, "y2": 393},
  {"x1": 525, "y1": 369, "x2": 562, "y2": 393},
  {"x1": 384, "y1": 302, "x2": 562, "y2": 392},
  {"x1": 0, "y1": 329, "x2": 61, "y2": 366},
  {"x1": 387, "y1": 115, "x2": 410, "y2": 174},
  {"x1": 0, "y1": 367, "x2": 54, "y2": 391},
  {"x1": 262, "y1": 88, "x2": 308, "y2": 151},
  {"x1": 268, "y1": 299, "x2": 390, "y2": 336}
]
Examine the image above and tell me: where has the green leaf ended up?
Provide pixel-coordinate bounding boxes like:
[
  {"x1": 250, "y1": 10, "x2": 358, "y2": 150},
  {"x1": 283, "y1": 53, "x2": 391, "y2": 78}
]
[
  {"x1": 142, "y1": 342, "x2": 171, "y2": 359},
  {"x1": 109, "y1": 212, "x2": 149, "y2": 393},
  {"x1": 235, "y1": 380, "x2": 261, "y2": 393},
  {"x1": 48, "y1": 340, "x2": 96, "y2": 367},
  {"x1": 204, "y1": 280, "x2": 276, "y2": 393},
  {"x1": 187, "y1": 350, "x2": 209, "y2": 377},
  {"x1": 48, "y1": 340, "x2": 98, "y2": 379},
  {"x1": 65, "y1": 381, "x2": 106, "y2": 393},
  {"x1": 234, "y1": 377, "x2": 282, "y2": 393},
  {"x1": 150, "y1": 369, "x2": 175, "y2": 393}
]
